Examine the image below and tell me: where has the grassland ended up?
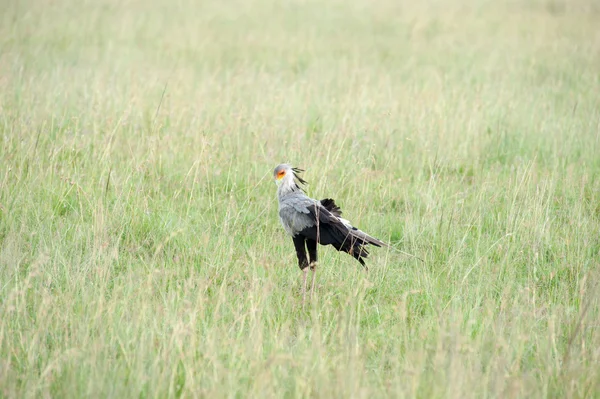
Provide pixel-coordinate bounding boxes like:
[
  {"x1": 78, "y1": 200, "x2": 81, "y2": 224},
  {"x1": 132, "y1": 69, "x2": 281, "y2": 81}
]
[{"x1": 1, "y1": 0, "x2": 600, "y2": 397}]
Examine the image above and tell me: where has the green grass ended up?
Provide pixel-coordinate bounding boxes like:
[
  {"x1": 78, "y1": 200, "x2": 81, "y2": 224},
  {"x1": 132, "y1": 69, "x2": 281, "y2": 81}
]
[{"x1": 1, "y1": 0, "x2": 600, "y2": 397}]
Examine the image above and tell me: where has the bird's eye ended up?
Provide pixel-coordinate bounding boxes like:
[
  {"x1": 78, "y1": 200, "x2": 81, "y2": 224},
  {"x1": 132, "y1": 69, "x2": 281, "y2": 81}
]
[{"x1": 277, "y1": 170, "x2": 285, "y2": 179}]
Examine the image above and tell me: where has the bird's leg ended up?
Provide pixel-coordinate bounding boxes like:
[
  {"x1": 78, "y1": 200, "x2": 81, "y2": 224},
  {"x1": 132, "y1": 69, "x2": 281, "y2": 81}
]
[
  {"x1": 302, "y1": 268, "x2": 308, "y2": 307},
  {"x1": 306, "y1": 239, "x2": 318, "y2": 300},
  {"x1": 310, "y1": 263, "x2": 317, "y2": 300},
  {"x1": 293, "y1": 236, "x2": 310, "y2": 307}
]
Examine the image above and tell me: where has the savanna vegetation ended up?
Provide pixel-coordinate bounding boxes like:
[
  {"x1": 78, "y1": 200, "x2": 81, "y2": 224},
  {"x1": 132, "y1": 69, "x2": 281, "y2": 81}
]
[{"x1": 1, "y1": 0, "x2": 599, "y2": 397}]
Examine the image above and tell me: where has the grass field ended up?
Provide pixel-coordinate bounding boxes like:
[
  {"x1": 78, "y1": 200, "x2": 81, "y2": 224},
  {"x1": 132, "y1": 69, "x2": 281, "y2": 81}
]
[{"x1": 1, "y1": 0, "x2": 600, "y2": 397}]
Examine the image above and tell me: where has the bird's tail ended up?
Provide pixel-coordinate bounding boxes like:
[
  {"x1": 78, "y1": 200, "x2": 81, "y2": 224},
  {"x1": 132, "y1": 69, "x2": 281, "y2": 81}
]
[
  {"x1": 319, "y1": 197, "x2": 390, "y2": 268},
  {"x1": 320, "y1": 198, "x2": 389, "y2": 248},
  {"x1": 344, "y1": 231, "x2": 388, "y2": 268},
  {"x1": 349, "y1": 228, "x2": 389, "y2": 248}
]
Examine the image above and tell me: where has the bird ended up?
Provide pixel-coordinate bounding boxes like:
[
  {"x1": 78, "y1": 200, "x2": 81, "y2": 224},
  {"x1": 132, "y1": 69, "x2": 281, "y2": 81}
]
[{"x1": 273, "y1": 163, "x2": 388, "y2": 305}]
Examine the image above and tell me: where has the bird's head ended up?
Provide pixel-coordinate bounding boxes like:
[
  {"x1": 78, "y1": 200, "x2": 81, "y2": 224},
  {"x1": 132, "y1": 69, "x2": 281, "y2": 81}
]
[{"x1": 273, "y1": 164, "x2": 307, "y2": 191}]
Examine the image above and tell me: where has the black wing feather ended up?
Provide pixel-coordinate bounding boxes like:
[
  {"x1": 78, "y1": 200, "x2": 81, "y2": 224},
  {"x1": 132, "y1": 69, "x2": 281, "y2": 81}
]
[{"x1": 319, "y1": 198, "x2": 342, "y2": 217}]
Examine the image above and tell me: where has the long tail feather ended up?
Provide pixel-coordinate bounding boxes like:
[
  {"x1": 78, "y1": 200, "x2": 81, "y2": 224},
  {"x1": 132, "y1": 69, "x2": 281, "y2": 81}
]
[{"x1": 349, "y1": 228, "x2": 389, "y2": 248}]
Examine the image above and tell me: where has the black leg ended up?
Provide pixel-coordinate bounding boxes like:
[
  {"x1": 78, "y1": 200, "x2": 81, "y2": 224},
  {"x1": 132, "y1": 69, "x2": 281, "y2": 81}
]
[
  {"x1": 306, "y1": 239, "x2": 318, "y2": 266},
  {"x1": 292, "y1": 236, "x2": 309, "y2": 270}
]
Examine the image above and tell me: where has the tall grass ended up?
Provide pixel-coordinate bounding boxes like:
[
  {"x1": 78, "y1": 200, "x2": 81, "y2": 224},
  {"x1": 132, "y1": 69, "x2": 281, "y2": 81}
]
[{"x1": 1, "y1": 0, "x2": 599, "y2": 397}]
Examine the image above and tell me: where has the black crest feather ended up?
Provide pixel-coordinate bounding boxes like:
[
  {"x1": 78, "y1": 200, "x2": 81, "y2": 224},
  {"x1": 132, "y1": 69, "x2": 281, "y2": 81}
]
[{"x1": 291, "y1": 167, "x2": 308, "y2": 186}]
